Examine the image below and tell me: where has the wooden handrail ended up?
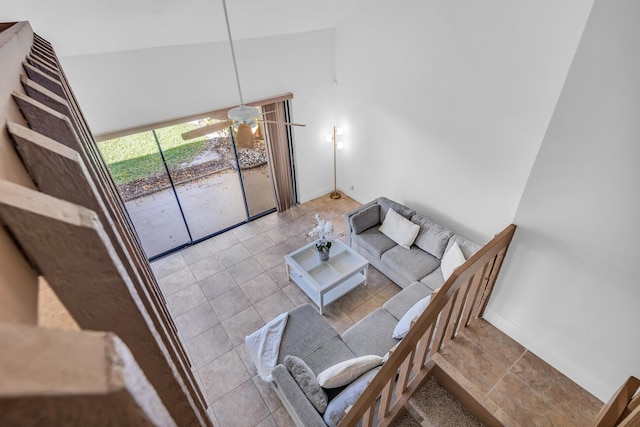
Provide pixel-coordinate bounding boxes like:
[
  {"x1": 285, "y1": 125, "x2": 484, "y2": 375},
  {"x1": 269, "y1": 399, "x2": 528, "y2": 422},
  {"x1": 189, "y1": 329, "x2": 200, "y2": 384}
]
[
  {"x1": 594, "y1": 376, "x2": 640, "y2": 427},
  {"x1": 339, "y1": 224, "x2": 517, "y2": 427}
]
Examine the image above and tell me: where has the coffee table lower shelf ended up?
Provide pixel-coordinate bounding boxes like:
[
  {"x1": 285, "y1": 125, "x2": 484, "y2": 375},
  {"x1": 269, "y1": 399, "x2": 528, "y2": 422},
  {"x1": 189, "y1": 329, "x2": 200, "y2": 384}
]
[{"x1": 287, "y1": 266, "x2": 367, "y2": 315}]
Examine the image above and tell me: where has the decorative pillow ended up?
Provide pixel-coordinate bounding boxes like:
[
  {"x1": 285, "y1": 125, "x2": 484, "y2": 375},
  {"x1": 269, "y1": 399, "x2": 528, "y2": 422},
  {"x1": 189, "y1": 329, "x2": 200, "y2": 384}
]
[
  {"x1": 378, "y1": 209, "x2": 420, "y2": 249},
  {"x1": 323, "y1": 367, "x2": 381, "y2": 427},
  {"x1": 441, "y1": 242, "x2": 466, "y2": 281},
  {"x1": 392, "y1": 295, "x2": 432, "y2": 339},
  {"x1": 317, "y1": 355, "x2": 383, "y2": 389},
  {"x1": 411, "y1": 215, "x2": 453, "y2": 259},
  {"x1": 378, "y1": 198, "x2": 415, "y2": 221},
  {"x1": 350, "y1": 204, "x2": 380, "y2": 234},
  {"x1": 284, "y1": 355, "x2": 328, "y2": 414}
]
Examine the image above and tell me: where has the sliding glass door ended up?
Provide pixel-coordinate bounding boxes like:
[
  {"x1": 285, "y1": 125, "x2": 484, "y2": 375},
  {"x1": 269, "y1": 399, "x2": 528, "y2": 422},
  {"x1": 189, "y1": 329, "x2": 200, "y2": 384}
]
[
  {"x1": 97, "y1": 130, "x2": 191, "y2": 256},
  {"x1": 153, "y1": 123, "x2": 248, "y2": 241},
  {"x1": 98, "y1": 112, "x2": 281, "y2": 259},
  {"x1": 233, "y1": 121, "x2": 279, "y2": 218}
]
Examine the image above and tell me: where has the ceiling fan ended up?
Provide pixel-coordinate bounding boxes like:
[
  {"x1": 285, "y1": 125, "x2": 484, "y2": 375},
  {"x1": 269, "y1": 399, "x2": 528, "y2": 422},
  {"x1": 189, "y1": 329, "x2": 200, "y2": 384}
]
[{"x1": 181, "y1": 0, "x2": 305, "y2": 148}]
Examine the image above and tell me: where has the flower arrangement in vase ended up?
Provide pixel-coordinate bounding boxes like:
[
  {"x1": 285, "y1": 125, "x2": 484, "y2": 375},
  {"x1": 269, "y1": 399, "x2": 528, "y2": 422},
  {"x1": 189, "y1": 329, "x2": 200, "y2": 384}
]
[{"x1": 308, "y1": 213, "x2": 335, "y2": 261}]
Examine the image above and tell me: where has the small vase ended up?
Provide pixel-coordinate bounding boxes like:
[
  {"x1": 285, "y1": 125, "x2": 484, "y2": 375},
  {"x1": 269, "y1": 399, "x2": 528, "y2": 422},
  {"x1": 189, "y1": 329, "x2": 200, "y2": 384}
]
[{"x1": 318, "y1": 250, "x2": 329, "y2": 262}]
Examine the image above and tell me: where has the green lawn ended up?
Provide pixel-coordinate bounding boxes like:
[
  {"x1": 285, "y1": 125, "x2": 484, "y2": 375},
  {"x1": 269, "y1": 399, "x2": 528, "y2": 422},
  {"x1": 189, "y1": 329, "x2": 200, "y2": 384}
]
[{"x1": 98, "y1": 122, "x2": 211, "y2": 185}]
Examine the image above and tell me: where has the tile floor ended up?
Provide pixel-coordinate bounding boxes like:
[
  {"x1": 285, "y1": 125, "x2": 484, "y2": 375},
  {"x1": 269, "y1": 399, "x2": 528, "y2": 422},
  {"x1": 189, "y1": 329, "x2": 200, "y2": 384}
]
[{"x1": 151, "y1": 194, "x2": 402, "y2": 427}]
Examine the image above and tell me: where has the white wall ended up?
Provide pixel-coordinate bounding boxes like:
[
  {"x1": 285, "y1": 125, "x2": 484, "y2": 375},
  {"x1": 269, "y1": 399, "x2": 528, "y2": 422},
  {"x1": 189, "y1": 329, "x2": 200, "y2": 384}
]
[
  {"x1": 60, "y1": 29, "x2": 339, "y2": 202},
  {"x1": 333, "y1": 0, "x2": 592, "y2": 242},
  {"x1": 486, "y1": 0, "x2": 640, "y2": 401}
]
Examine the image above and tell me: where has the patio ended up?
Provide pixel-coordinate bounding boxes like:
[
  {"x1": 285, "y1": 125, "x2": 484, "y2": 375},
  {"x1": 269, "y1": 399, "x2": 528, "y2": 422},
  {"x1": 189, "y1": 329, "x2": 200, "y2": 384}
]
[{"x1": 127, "y1": 167, "x2": 276, "y2": 258}]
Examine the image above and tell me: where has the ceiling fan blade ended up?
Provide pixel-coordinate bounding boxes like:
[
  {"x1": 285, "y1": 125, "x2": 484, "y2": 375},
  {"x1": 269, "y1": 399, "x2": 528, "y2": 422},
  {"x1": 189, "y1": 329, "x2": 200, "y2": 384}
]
[
  {"x1": 258, "y1": 120, "x2": 306, "y2": 127},
  {"x1": 181, "y1": 121, "x2": 233, "y2": 140},
  {"x1": 211, "y1": 112, "x2": 230, "y2": 121}
]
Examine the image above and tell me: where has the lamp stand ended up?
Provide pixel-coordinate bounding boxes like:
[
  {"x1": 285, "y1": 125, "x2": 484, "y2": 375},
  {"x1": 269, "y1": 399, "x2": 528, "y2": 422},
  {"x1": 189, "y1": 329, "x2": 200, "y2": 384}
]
[{"x1": 329, "y1": 126, "x2": 341, "y2": 199}]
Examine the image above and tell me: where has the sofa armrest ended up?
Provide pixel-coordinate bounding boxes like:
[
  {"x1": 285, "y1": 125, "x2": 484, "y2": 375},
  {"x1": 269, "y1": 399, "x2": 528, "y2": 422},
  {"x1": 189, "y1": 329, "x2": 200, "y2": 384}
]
[
  {"x1": 272, "y1": 364, "x2": 327, "y2": 427},
  {"x1": 343, "y1": 198, "x2": 380, "y2": 247}
]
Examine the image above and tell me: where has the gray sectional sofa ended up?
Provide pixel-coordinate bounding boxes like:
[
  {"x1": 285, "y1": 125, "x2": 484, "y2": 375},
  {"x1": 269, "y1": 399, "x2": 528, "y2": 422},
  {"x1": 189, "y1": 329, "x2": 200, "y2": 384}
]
[
  {"x1": 272, "y1": 283, "x2": 433, "y2": 427},
  {"x1": 267, "y1": 197, "x2": 481, "y2": 426},
  {"x1": 345, "y1": 197, "x2": 481, "y2": 290}
]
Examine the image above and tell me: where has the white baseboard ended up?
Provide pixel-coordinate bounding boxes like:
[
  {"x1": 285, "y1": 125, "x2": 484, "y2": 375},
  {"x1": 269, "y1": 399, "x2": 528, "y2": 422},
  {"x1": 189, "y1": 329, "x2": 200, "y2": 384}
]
[{"x1": 298, "y1": 186, "x2": 335, "y2": 204}]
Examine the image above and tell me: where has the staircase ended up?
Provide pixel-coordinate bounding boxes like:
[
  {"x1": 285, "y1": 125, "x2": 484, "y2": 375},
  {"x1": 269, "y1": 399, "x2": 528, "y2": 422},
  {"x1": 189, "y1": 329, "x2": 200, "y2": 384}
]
[
  {"x1": 392, "y1": 318, "x2": 603, "y2": 427},
  {"x1": 394, "y1": 377, "x2": 483, "y2": 427},
  {"x1": 339, "y1": 225, "x2": 633, "y2": 427}
]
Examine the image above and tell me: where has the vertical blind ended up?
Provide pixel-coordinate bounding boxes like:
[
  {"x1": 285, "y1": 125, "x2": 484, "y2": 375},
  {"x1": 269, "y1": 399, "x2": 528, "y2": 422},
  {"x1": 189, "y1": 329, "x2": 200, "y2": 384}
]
[{"x1": 262, "y1": 101, "x2": 295, "y2": 211}]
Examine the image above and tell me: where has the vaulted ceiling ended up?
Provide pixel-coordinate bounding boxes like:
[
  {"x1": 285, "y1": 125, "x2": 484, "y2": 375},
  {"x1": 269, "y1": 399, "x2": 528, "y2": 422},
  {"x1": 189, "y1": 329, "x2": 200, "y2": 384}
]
[{"x1": 1, "y1": 0, "x2": 368, "y2": 57}]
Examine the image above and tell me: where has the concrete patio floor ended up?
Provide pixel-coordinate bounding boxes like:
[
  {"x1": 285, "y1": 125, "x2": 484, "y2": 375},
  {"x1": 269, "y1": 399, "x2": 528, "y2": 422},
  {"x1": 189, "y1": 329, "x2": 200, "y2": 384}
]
[{"x1": 126, "y1": 168, "x2": 276, "y2": 258}]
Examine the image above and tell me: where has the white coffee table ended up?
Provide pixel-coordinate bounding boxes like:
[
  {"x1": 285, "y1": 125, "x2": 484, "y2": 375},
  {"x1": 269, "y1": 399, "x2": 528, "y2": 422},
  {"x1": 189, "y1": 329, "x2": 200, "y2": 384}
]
[{"x1": 284, "y1": 239, "x2": 369, "y2": 315}]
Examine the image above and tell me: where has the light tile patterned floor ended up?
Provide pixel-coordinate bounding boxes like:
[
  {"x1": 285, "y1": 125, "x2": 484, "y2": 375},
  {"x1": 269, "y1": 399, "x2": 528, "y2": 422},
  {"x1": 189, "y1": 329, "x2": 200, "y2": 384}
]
[{"x1": 151, "y1": 194, "x2": 401, "y2": 427}]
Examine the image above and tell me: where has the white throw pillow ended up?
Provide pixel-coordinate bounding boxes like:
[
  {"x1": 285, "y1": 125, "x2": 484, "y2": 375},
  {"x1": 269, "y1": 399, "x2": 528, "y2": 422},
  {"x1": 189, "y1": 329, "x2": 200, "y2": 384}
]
[
  {"x1": 441, "y1": 242, "x2": 466, "y2": 281},
  {"x1": 378, "y1": 209, "x2": 420, "y2": 249},
  {"x1": 392, "y1": 295, "x2": 432, "y2": 339},
  {"x1": 317, "y1": 355, "x2": 384, "y2": 388}
]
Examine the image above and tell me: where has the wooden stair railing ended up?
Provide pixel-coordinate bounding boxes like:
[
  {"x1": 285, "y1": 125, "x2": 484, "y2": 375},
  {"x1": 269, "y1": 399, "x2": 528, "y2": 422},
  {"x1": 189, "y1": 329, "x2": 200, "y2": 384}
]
[
  {"x1": 594, "y1": 376, "x2": 640, "y2": 427},
  {"x1": 339, "y1": 224, "x2": 517, "y2": 427},
  {"x1": 0, "y1": 22, "x2": 209, "y2": 425}
]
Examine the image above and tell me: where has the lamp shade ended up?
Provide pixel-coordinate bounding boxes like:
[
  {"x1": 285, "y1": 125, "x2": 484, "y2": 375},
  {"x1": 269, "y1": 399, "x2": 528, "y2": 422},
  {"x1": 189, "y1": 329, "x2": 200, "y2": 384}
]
[{"x1": 236, "y1": 123, "x2": 254, "y2": 149}]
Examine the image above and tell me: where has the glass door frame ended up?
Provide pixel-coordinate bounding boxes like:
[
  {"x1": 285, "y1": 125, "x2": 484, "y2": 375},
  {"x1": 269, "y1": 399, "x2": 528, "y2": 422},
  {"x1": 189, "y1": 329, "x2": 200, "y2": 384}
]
[
  {"x1": 147, "y1": 124, "x2": 277, "y2": 262},
  {"x1": 98, "y1": 96, "x2": 298, "y2": 262}
]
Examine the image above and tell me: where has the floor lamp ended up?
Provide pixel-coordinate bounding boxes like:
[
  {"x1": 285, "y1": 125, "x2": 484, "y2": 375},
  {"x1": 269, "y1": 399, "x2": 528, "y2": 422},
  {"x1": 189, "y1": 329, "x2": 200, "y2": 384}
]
[{"x1": 327, "y1": 126, "x2": 344, "y2": 199}]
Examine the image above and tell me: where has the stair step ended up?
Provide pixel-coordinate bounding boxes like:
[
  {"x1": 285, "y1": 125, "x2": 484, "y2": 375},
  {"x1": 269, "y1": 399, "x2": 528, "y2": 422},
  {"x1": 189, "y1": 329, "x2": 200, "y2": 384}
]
[
  {"x1": 392, "y1": 411, "x2": 422, "y2": 427},
  {"x1": 391, "y1": 377, "x2": 484, "y2": 427},
  {"x1": 434, "y1": 318, "x2": 603, "y2": 426}
]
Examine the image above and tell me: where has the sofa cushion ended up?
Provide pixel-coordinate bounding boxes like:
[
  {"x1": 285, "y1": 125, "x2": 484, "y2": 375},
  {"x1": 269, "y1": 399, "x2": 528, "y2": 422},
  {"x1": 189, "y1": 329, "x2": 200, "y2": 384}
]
[
  {"x1": 303, "y1": 336, "x2": 357, "y2": 375},
  {"x1": 377, "y1": 197, "x2": 415, "y2": 222},
  {"x1": 379, "y1": 209, "x2": 420, "y2": 249},
  {"x1": 278, "y1": 304, "x2": 339, "y2": 364},
  {"x1": 323, "y1": 367, "x2": 381, "y2": 427},
  {"x1": 419, "y1": 236, "x2": 479, "y2": 290},
  {"x1": 342, "y1": 308, "x2": 400, "y2": 356},
  {"x1": 441, "y1": 241, "x2": 466, "y2": 281},
  {"x1": 420, "y1": 269, "x2": 445, "y2": 291},
  {"x1": 412, "y1": 215, "x2": 453, "y2": 259},
  {"x1": 284, "y1": 355, "x2": 328, "y2": 414},
  {"x1": 446, "y1": 234, "x2": 482, "y2": 259},
  {"x1": 353, "y1": 227, "x2": 397, "y2": 260},
  {"x1": 271, "y1": 364, "x2": 328, "y2": 427},
  {"x1": 381, "y1": 245, "x2": 441, "y2": 283},
  {"x1": 393, "y1": 295, "x2": 432, "y2": 339},
  {"x1": 317, "y1": 355, "x2": 383, "y2": 389},
  {"x1": 350, "y1": 204, "x2": 380, "y2": 234},
  {"x1": 383, "y1": 282, "x2": 432, "y2": 320}
]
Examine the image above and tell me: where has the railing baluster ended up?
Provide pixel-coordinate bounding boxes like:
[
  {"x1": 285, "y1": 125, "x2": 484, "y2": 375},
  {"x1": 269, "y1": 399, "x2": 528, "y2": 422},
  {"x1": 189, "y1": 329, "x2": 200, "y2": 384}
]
[
  {"x1": 362, "y1": 405, "x2": 375, "y2": 427},
  {"x1": 470, "y1": 256, "x2": 498, "y2": 320},
  {"x1": 379, "y1": 379, "x2": 394, "y2": 421},
  {"x1": 431, "y1": 291, "x2": 457, "y2": 355},
  {"x1": 478, "y1": 248, "x2": 507, "y2": 316},
  {"x1": 446, "y1": 279, "x2": 472, "y2": 341},
  {"x1": 396, "y1": 352, "x2": 415, "y2": 396},
  {"x1": 26, "y1": 55, "x2": 60, "y2": 80},
  {"x1": 337, "y1": 225, "x2": 517, "y2": 427},
  {"x1": 462, "y1": 265, "x2": 488, "y2": 327},
  {"x1": 412, "y1": 324, "x2": 434, "y2": 375}
]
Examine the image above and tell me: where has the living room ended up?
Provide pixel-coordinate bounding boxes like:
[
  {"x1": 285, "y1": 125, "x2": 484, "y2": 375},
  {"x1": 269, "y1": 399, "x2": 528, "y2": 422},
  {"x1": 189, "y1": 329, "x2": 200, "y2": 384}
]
[
  {"x1": 1, "y1": 0, "x2": 638, "y2": 425},
  {"x1": 53, "y1": 0, "x2": 639, "y2": 404}
]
